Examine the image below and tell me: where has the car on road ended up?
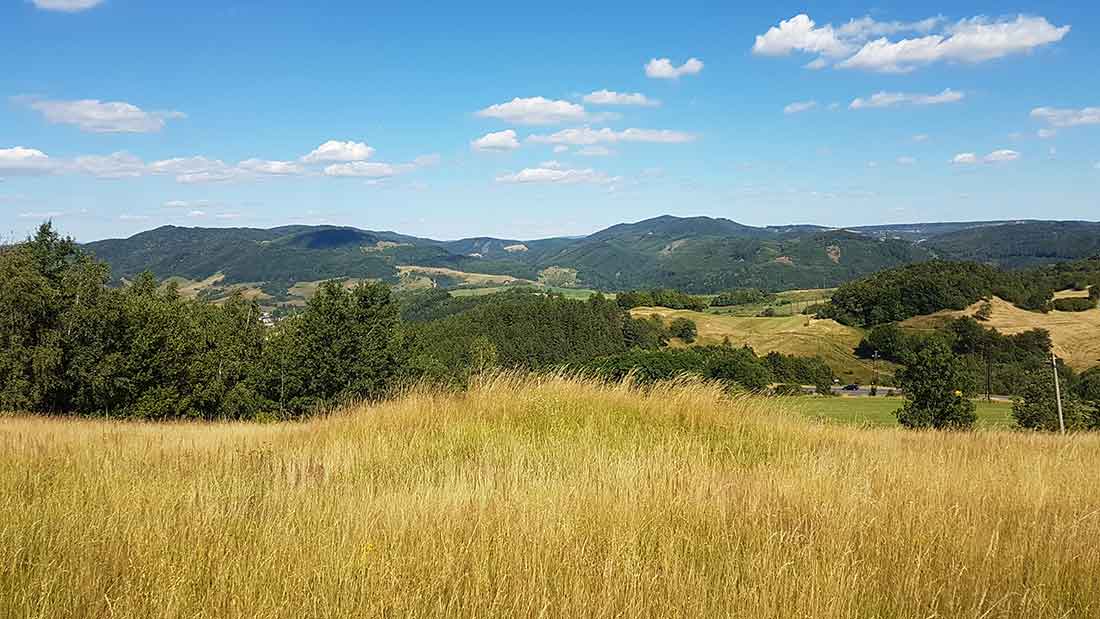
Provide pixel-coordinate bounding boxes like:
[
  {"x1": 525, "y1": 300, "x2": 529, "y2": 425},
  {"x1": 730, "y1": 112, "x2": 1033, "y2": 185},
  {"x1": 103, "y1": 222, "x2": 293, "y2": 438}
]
[{"x1": 842, "y1": 384, "x2": 861, "y2": 391}]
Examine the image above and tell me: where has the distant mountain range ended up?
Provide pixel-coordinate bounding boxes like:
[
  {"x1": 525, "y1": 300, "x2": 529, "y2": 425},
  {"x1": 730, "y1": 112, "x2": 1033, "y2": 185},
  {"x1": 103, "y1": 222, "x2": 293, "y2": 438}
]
[{"x1": 83, "y1": 216, "x2": 1100, "y2": 294}]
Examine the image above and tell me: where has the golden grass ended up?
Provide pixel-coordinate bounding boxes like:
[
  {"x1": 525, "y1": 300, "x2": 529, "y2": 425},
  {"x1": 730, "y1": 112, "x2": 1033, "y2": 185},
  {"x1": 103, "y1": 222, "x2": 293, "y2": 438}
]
[
  {"x1": 903, "y1": 296, "x2": 1100, "y2": 370},
  {"x1": 3, "y1": 374, "x2": 1099, "y2": 618},
  {"x1": 396, "y1": 265, "x2": 536, "y2": 287},
  {"x1": 632, "y1": 307, "x2": 890, "y2": 381}
]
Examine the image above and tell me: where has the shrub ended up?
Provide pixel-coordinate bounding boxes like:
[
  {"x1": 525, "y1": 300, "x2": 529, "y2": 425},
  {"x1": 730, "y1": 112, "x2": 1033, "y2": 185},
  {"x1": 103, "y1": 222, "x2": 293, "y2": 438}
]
[
  {"x1": 895, "y1": 340, "x2": 976, "y2": 430},
  {"x1": 669, "y1": 317, "x2": 698, "y2": 343},
  {"x1": 1013, "y1": 370, "x2": 1096, "y2": 431},
  {"x1": 1052, "y1": 297, "x2": 1096, "y2": 312}
]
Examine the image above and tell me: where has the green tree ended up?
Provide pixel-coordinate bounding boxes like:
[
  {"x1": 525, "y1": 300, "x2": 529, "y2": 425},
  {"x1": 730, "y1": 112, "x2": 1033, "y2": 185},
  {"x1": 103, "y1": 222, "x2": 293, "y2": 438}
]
[
  {"x1": 1013, "y1": 369, "x2": 1096, "y2": 431},
  {"x1": 895, "y1": 340, "x2": 977, "y2": 429},
  {"x1": 668, "y1": 317, "x2": 697, "y2": 343}
]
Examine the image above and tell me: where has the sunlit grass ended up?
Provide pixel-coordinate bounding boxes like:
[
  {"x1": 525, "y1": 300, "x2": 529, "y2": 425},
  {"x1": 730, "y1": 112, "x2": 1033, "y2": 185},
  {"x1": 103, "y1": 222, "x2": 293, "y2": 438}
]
[{"x1": 2, "y1": 373, "x2": 1099, "y2": 618}]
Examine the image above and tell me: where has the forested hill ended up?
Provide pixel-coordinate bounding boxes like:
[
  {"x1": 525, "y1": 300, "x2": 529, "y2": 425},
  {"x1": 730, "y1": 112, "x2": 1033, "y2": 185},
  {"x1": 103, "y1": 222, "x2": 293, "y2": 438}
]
[{"x1": 81, "y1": 216, "x2": 1100, "y2": 294}]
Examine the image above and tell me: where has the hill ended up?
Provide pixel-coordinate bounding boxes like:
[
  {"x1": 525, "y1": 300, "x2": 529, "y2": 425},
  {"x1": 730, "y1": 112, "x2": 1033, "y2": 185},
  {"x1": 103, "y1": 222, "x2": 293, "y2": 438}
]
[
  {"x1": 926, "y1": 221, "x2": 1100, "y2": 267},
  {"x1": 901, "y1": 295, "x2": 1100, "y2": 371}
]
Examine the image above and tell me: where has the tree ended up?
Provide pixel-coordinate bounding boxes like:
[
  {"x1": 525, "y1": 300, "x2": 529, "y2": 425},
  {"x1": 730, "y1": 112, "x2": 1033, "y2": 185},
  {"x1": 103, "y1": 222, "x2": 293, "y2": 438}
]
[
  {"x1": 668, "y1": 317, "x2": 697, "y2": 343},
  {"x1": 895, "y1": 340, "x2": 976, "y2": 429},
  {"x1": 1013, "y1": 369, "x2": 1096, "y2": 431}
]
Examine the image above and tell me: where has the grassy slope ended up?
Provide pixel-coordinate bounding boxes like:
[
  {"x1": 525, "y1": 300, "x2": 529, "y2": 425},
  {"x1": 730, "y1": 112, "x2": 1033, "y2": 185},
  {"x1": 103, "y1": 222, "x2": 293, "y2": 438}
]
[
  {"x1": 903, "y1": 296, "x2": 1100, "y2": 370},
  {"x1": 632, "y1": 306, "x2": 890, "y2": 382},
  {"x1": 3, "y1": 375, "x2": 1099, "y2": 618}
]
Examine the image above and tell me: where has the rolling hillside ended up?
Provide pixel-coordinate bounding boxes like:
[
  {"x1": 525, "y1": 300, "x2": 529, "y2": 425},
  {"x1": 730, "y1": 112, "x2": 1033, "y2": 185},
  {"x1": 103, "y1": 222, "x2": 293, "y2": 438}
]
[{"x1": 82, "y1": 216, "x2": 1100, "y2": 296}]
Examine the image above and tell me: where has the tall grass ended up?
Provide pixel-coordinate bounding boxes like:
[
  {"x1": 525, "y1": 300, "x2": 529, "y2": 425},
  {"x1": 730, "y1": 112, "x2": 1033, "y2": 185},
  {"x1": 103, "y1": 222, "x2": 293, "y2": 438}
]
[{"x1": 2, "y1": 373, "x2": 1099, "y2": 618}]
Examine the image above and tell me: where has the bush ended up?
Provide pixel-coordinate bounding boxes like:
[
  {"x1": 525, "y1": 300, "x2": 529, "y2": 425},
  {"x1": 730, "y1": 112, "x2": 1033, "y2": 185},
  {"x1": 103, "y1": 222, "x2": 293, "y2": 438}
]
[
  {"x1": 895, "y1": 340, "x2": 976, "y2": 430},
  {"x1": 1052, "y1": 297, "x2": 1096, "y2": 312},
  {"x1": 669, "y1": 317, "x2": 698, "y2": 343},
  {"x1": 712, "y1": 289, "x2": 774, "y2": 307},
  {"x1": 1013, "y1": 370, "x2": 1097, "y2": 431}
]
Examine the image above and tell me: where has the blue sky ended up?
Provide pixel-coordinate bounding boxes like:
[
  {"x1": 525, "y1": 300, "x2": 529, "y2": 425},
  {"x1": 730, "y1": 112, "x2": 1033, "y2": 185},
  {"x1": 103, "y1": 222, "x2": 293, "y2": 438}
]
[{"x1": 1, "y1": 0, "x2": 1097, "y2": 241}]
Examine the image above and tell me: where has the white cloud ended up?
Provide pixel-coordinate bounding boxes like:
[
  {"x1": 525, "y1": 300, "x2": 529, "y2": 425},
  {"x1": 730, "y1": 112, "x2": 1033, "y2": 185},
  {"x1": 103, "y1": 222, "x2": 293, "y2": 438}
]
[
  {"x1": 476, "y1": 97, "x2": 587, "y2": 125},
  {"x1": 149, "y1": 156, "x2": 226, "y2": 175},
  {"x1": 496, "y1": 166, "x2": 618, "y2": 185},
  {"x1": 176, "y1": 171, "x2": 240, "y2": 184},
  {"x1": 1030, "y1": 107, "x2": 1100, "y2": 128},
  {"x1": 577, "y1": 146, "x2": 614, "y2": 157},
  {"x1": 301, "y1": 140, "x2": 375, "y2": 163},
  {"x1": 118, "y1": 214, "x2": 151, "y2": 221},
  {"x1": 323, "y1": 161, "x2": 406, "y2": 178},
  {"x1": 552, "y1": 145, "x2": 569, "y2": 153},
  {"x1": 752, "y1": 15, "x2": 852, "y2": 59},
  {"x1": 850, "y1": 89, "x2": 964, "y2": 109},
  {"x1": 72, "y1": 152, "x2": 145, "y2": 179},
  {"x1": 238, "y1": 159, "x2": 304, "y2": 175},
  {"x1": 583, "y1": 90, "x2": 659, "y2": 106},
  {"x1": 1038, "y1": 128, "x2": 1057, "y2": 139},
  {"x1": 644, "y1": 57, "x2": 704, "y2": 79},
  {"x1": 538, "y1": 160, "x2": 564, "y2": 170},
  {"x1": 952, "y1": 150, "x2": 1020, "y2": 164},
  {"x1": 0, "y1": 146, "x2": 55, "y2": 175},
  {"x1": 912, "y1": 134, "x2": 930, "y2": 142},
  {"x1": 838, "y1": 16, "x2": 1070, "y2": 73},
  {"x1": 26, "y1": 98, "x2": 185, "y2": 133},
  {"x1": 471, "y1": 129, "x2": 520, "y2": 151},
  {"x1": 32, "y1": 0, "x2": 103, "y2": 11},
  {"x1": 18, "y1": 211, "x2": 66, "y2": 219},
  {"x1": 784, "y1": 100, "x2": 818, "y2": 114},
  {"x1": 527, "y1": 127, "x2": 696, "y2": 145},
  {"x1": 187, "y1": 210, "x2": 206, "y2": 218},
  {"x1": 897, "y1": 156, "x2": 918, "y2": 165},
  {"x1": 754, "y1": 14, "x2": 1069, "y2": 73}
]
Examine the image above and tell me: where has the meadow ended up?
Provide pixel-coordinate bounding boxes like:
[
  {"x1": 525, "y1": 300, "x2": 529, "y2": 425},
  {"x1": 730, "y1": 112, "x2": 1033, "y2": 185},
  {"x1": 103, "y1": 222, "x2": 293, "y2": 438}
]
[{"x1": 3, "y1": 375, "x2": 1099, "y2": 618}]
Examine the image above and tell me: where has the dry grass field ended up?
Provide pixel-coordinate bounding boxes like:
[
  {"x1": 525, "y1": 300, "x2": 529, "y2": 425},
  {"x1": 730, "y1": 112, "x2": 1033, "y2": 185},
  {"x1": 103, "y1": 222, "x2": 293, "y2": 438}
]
[
  {"x1": 631, "y1": 307, "x2": 889, "y2": 381},
  {"x1": 903, "y1": 296, "x2": 1100, "y2": 370},
  {"x1": 3, "y1": 374, "x2": 1099, "y2": 618}
]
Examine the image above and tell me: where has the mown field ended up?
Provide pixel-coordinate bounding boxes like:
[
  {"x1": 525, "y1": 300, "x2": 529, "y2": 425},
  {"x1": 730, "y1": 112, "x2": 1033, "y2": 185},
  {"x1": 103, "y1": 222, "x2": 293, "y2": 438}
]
[
  {"x1": 903, "y1": 296, "x2": 1100, "y2": 371},
  {"x1": 631, "y1": 306, "x2": 890, "y2": 382},
  {"x1": 3, "y1": 375, "x2": 1099, "y2": 618}
]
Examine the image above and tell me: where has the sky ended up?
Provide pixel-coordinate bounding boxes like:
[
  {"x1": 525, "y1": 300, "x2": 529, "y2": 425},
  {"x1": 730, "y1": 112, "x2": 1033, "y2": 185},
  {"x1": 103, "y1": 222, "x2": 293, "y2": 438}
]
[{"x1": 1, "y1": 0, "x2": 1097, "y2": 242}]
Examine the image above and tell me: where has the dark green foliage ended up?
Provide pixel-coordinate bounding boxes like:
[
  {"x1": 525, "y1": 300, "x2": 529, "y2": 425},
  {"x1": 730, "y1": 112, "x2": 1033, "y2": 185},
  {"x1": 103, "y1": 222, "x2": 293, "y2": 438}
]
[
  {"x1": 928, "y1": 221, "x2": 1100, "y2": 268},
  {"x1": 0, "y1": 224, "x2": 407, "y2": 419},
  {"x1": 763, "y1": 352, "x2": 835, "y2": 394},
  {"x1": 669, "y1": 318, "x2": 698, "y2": 343},
  {"x1": 584, "y1": 346, "x2": 771, "y2": 392},
  {"x1": 616, "y1": 289, "x2": 708, "y2": 311},
  {"x1": 1013, "y1": 370, "x2": 1097, "y2": 432},
  {"x1": 712, "y1": 288, "x2": 774, "y2": 307},
  {"x1": 623, "y1": 314, "x2": 669, "y2": 350},
  {"x1": 406, "y1": 294, "x2": 633, "y2": 381},
  {"x1": 895, "y1": 340, "x2": 977, "y2": 430},
  {"x1": 975, "y1": 302, "x2": 993, "y2": 321},
  {"x1": 1052, "y1": 297, "x2": 1096, "y2": 312}
]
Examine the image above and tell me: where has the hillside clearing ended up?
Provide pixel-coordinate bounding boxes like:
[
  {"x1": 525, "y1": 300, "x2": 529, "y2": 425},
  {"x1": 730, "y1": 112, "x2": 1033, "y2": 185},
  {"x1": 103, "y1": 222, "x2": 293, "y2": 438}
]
[
  {"x1": 632, "y1": 307, "x2": 887, "y2": 381},
  {"x1": 2, "y1": 375, "x2": 1098, "y2": 618},
  {"x1": 396, "y1": 265, "x2": 535, "y2": 287},
  {"x1": 903, "y1": 296, "x2": 1100, "y2": 370}
]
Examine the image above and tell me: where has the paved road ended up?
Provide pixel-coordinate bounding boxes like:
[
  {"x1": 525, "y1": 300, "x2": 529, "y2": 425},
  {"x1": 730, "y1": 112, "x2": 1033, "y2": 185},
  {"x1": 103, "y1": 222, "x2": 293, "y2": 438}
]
[{"x1": 797, "y1": 385, "x2": 1013, "y2": 401}]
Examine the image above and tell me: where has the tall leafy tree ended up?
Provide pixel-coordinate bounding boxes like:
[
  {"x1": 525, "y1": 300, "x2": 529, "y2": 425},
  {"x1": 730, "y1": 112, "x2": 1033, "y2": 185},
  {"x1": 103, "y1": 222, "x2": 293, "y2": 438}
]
[{"x1": 895, "y1": 340, "x2": 977, "y2": 430}]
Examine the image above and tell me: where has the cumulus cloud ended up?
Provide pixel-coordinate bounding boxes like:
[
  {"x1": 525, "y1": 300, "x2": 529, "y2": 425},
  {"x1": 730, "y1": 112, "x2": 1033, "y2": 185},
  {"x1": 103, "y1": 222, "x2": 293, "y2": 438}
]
[
  {"x1": 301, "y1": 140, "x2": 375, "y2": 163},
  {"x1": 496, "y1": 166, "x2": 619, "y2": 185},
  {"x1": 0, "y1": 146, "x2": 55, "y2": 175},
  {"x1": 32, "y1": 0, "x2": 104, "y2": 12},
  {"x1": 952, "y1": 150, "x2": 1020, "y2": 165},
  {"x1": 527, "y1": 127, "x2": 696, "y2": 146},
  {"x1": 1030, "y1": 107, "x2": 1100, "y2": 128},
  {"x1": 838, "y1": 16, "x2": 1070, "y2": 73},
  {"x1": 753, "y1": 14, "x2": 1069, "y2": 73},
  {"x1": 25, "y1": 98, "x2": 185, "y2": 133},
  {"x1": 784, "y1": 100, "x2": 818, "y2": 114},
  {"x1": 476, "y1": 97, "x2": 587, "y2": 125},
  {"x1": 644, "y1": 57, "x2": 704, "y2": 79},
  {"x1": 850, "y1": 89, "x2": 964, "y2": 109},
  {"x1": 583, "y1": 90, "x2": 659, "y2": 106},
  {"x1": 471, "y1": 129, "x2": 520, "y2": 151},
  {"x1": 752, "y1": 15, "x2": 853, "y2": 59}
]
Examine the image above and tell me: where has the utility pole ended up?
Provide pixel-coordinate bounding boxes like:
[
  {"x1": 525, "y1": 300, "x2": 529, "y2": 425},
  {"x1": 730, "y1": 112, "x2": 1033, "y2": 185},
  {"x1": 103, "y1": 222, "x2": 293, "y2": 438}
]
[
  {"x1": 1052, "y1": 350, "x2": 1065, "y2": 435},
  {"x1": 985, "y1": 344, "x2": 992, "y2": 402},
  {"x1": 871, "y1": 350, "x2": 879, "y2": 394}
]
